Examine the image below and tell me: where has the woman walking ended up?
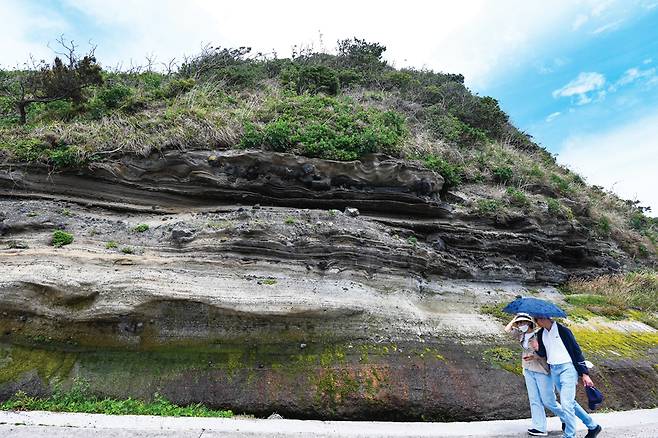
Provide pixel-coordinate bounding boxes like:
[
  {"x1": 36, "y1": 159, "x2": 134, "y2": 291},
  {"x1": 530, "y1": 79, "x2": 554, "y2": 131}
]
[{"x1": 506, "y1": 313, "x2": 564, "y2": 436}]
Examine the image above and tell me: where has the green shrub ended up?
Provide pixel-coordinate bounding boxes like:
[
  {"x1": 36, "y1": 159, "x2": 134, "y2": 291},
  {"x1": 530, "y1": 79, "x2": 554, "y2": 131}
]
[
  {"x1": 527, "y1": 164, "x2": 545, "y2": 180},
  {"x1": 336, "y1": 38, "x2": 386, "y2": 76},
  {"x1": 133, "y1": 224, "x2": 149, "y2": 232},
  {"x1": 218, "y1": 63, "x2": 265, "y2": 87},
  {"x1": 105, "y1": 241, "x2": 118, "y2": 249},
  {"x1": 546, "y1": 198, "x2": 561, "y2": 215},
  {"x1": 121, "y1": 246, "x2": 134, "y2": 254},
  {"x1": 0, "y1": 137, "x2": 84, "y2": 168},
  {"x1": 550, "y1": 173, "x2": 572, "y2": 194},
  {"x1": 52, "y1": 230, "x2": 73, "y2": 247},
  {"x1": 239, "y1": 94, "x2": 406, "y2": 160},
  {"x1": 452, "y1": 96, "x2": 509, "y2": 140},
  {"x1": 49, "y1": 146, "x2": 81, "y2": 167},
  {"x1": 421, "y1": 154, "x2": 462, "y2": 189},
  {"x1": 139, "y1": 71, "x2": 165, "y2": 90},
  {"x1": 597, "y1": 216, "x2": 611, "y2": 236},
  {"x1": 98, "y1": 84, "x2": 133, "y2": 109},
  {"x1": 291, "y1": 65, "x2": 340, "y2": 95},
  {"x1": 382, "y1": 71, "x2": 415, "y2": 91},
  {"x1": 477, "y1": 199, "x2": 502, "y2": 215},
  {"x1": 284, "y1": 216, "x2": 296, "y2": 225},
  {"x1": 120, "y1": 94, "x2": 148, "y2": 113},
  {"x1": 506, "y1": 187, "x2": 529, "y2": 207},
  {"x1": 545, "y1": 197, "x2": 574, "y2": 220},
  {"x1": 423, "y1": 108, "x2": 488, "y2": 147},
  {"x1": 163, "y1": 78, "x2": 195, "y2": 98},
  {"x1": 493, "y1": 166, "x2": 513, "y2": 184}
]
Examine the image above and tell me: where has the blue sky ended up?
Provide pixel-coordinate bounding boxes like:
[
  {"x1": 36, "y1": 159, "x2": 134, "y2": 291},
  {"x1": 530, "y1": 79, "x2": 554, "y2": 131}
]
[
  {"x1": 1, "y1": 0, "x2": 657, "y2": 211},
  {"x1": 485, "y1": 6, "x2": 658, "y2": 155}
]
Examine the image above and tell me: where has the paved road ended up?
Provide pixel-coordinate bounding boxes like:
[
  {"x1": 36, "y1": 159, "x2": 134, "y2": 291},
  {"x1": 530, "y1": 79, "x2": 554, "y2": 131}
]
[{"x1": 1, "y1": 408, "x2": 657, "y2": 437}]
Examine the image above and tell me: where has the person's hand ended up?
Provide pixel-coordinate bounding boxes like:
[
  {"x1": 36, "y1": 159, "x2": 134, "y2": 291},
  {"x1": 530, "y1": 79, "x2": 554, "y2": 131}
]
[
  {"x1": 582, "y1": 374, "x2": 594, "y2": 387},
  {"x1": 529, "y1": 338, "x2": 539, "y2": 351},
  {"x1": 523, "y1": 355, "x2": 536, "y2": 361}
]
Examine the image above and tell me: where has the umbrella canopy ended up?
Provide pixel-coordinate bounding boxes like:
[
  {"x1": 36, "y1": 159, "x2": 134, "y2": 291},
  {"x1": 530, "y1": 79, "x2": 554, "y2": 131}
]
[{"x1": 502, "y1": 297, "x2": 567, "y2": 318}]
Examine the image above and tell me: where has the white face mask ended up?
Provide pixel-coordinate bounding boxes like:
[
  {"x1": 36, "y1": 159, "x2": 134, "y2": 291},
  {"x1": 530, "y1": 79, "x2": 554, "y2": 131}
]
[{"x1": 517, "y1": 324, "x2": 530, "y2": 333}]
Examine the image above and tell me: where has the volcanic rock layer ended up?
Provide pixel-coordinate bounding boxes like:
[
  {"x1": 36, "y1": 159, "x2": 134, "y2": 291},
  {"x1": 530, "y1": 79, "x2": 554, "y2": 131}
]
[{"x1": 0, "y1": 150, "x2": 656, "y2": 420}]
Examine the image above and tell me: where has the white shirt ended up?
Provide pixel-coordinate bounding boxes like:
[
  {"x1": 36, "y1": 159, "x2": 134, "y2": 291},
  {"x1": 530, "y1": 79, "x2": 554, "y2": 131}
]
[{"x1": 542, "y1": 321, "x2": 572, "y2": 365}]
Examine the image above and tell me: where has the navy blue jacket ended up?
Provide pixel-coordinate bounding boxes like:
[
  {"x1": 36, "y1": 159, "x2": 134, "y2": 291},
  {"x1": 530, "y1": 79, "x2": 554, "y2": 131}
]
[{"x1": 536, "y1": 322, "x2": 589, "y2": 376}]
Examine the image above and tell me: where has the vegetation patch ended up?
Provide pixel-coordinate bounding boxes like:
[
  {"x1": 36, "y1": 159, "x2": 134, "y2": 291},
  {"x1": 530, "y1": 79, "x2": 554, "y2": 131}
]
[
  {"x1": 481, "y1": 303, "x2": 510, "y2": 325},
  {"x1": 546, "y1": 197, "x2": 574, "y2": 220},
  {"x1": 418, "y1": 154, "x2": 462, "y2": 189},
  {"x1": 51, "y1": 230, "x2": 73, "y2": 247},
  {"x1": 570, "y1": 327, "x2": 658, "y2": 359},
  {"x1": 0, "y1": 344, "x2": 76, "y2": 384},
  {"x1": 562, "y1": 271, "x2": 657, "y2": 313},
  {"x1": 0, "y1": 37, "x2": 655, "y2": 265},
  {"x1": 239, "y1": 93, "x2": 407, "y2": 161},
  {"x1": 0, "y1": 380, "x2": 233, "y2": 417},
  {"x1": 477, "y1": 199, "x2": 502, "y2": 216},
  {"x1": 482, "y1": 347, "x2": 521, "y2": 375},
  {"x1": 506, "y1": 187, "x2": 529, "y2": 207},
  {"x1": 133, "y1": 223, "x2": 149, "y2": 232}
]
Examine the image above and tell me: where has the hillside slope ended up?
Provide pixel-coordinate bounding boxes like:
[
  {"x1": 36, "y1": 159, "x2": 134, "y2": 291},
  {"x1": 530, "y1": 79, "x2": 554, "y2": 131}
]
[{"x1": 0, "y1": 39, "x2": 656, "y2": 420}]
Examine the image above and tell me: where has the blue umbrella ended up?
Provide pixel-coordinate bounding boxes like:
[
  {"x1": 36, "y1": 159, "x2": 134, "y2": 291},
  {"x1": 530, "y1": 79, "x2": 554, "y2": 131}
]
[{"x1": 502, "y1": 296, "x2": 567, "y2": 318}]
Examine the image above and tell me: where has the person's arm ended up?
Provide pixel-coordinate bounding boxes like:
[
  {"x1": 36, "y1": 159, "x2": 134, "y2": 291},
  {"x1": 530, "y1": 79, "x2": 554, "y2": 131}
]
[{"x1": 561, "y1": 325, "x2": 594, "y2": 385}]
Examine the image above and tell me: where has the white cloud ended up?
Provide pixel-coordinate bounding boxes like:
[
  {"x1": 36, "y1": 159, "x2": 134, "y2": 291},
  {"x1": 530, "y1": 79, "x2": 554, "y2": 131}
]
[
  {"x1": 0, "y1": 0, "x2": 603, "y2": 88},
  {"x1": 0, "y1": 0, "x2": 69, "y2": 68},
  {"x1": 552, "y1": 72, "x2": 606, "y2": 105},
  {"x1": 546, "y1": 112, "x2": 561, "y2": 122},
  {"x1": 559, "y1": 111, "x2": 658, "y2": 213},
  {"x1": 617, "y1": 67, "x2": 656, "y2": 85},
  {"x1": 591, "y1": 20, "x2": 622, "y2": 34},
  {"x1": 537, "y1": 57, "x2": 570, "y2": 74},
  {"x1": 572, "y1": 14, "x2": 589, "y2": 30},
  {"x1": 591, "y1": 0, "x2": 613, "y2": 16}
]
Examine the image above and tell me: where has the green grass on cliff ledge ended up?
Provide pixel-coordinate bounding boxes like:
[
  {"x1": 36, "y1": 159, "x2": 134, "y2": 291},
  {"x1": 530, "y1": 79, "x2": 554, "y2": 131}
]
[
  {"x1": 0, "y1": 381, "x2": 233, "y2": 418},
  {"x1": 560, "y1": 271, "x2": 658, "y2": 327}
]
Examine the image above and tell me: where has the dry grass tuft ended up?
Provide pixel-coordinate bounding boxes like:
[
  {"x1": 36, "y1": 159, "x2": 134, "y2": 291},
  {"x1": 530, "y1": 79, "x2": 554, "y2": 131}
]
[{"x1": 564, "y1": 271, "x2": 658, "y2": 313}]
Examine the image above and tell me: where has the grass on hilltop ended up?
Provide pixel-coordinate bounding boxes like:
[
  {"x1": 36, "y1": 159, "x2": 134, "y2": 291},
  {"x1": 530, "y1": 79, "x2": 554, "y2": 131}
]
[{"x1": 0, "y1": 38, "x2": 656, "y2": 261}]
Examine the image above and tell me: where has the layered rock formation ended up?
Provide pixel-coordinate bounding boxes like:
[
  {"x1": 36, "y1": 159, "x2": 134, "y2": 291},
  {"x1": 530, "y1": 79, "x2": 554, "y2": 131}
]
[{"x1": 0, "y1": 150, "x2": 656, "y2": 420}]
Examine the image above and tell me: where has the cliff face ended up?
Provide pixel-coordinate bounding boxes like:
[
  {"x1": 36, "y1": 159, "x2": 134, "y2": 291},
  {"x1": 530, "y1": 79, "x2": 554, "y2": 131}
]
[{"x1": 0, "y1": 150, "x2": 656, "y2": 420}]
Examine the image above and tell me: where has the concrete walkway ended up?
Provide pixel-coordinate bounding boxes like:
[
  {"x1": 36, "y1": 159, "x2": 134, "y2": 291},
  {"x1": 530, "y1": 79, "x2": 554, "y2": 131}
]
[{"x1": 1, "y1": 408, "x2": 657, "y2": 437}]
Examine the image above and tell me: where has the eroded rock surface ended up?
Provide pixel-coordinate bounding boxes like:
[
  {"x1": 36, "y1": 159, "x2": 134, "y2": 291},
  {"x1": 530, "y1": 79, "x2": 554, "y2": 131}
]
[{"x1": 0, "y1": 151, "x2": 655, "y2": 420}]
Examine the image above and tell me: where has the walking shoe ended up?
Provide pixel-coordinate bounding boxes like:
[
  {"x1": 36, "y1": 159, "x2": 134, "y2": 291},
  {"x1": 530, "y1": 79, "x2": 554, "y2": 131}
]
[
  {"x1": 527, "y1": 429, "x2": 548, "y2": 436},
  {"x1": 561, "y1": 422, "x2": 565, "y2": 431},
  {"x1": 584, "y1": 425, "x2": 602, "y2": 438}
]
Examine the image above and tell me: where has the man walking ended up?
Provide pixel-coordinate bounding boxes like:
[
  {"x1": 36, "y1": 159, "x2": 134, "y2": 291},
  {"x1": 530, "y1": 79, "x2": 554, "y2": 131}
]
[{"x1": 531, "y1": 317, "x2": 602, "y2": 438}]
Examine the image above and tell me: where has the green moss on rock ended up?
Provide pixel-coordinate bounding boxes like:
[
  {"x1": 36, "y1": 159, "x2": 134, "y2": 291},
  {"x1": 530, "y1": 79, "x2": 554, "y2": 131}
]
[{"x1": 0, "y1": 344, "x2": 76, "y2": 384}]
